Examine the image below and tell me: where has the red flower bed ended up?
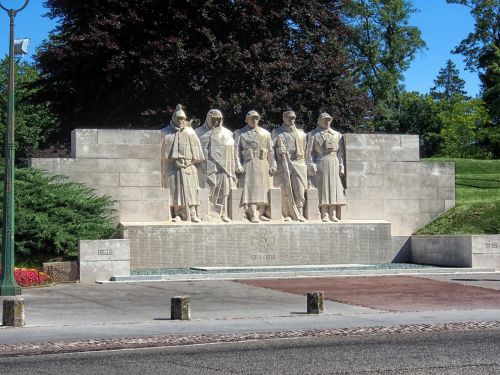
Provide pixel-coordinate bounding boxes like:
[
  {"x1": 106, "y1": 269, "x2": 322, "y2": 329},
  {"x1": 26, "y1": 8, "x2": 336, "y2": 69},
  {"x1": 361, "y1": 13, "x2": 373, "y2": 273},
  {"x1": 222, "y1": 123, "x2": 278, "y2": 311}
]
[{"x1": 14, "y1": 268, "x2": 51, "y2": 287}]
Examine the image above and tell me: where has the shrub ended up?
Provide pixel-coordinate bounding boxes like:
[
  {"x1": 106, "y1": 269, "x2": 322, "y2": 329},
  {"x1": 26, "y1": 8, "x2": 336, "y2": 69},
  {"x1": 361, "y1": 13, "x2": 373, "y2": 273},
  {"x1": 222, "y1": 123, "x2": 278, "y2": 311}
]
[{"x1": 0, "y1": 167, "x2": 117, "y2": 262}]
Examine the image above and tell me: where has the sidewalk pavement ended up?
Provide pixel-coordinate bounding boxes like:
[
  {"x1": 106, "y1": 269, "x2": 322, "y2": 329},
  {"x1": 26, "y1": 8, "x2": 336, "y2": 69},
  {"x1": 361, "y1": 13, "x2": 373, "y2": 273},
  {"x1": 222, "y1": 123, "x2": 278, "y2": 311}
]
[{"x1": 1, "y1": 271, "x2": 500, "y2": 347}]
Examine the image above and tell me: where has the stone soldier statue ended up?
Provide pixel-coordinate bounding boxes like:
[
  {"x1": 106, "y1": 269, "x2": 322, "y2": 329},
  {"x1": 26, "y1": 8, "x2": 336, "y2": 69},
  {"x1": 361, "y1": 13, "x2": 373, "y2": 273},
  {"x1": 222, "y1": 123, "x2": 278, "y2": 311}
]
[
  {"x1": 305, "y1": 112, "x2": 346, "y2": 222},
  {"x1": 161, "y1": 104, "x2": 205, "y2": 222},
  {"x1": 234, "y1": 110, "x2": 277, "y2": 223},
  {"x1": 195, "y1": 109, "x2": 236, "y2": 222},
  {"x1": 272, "y1": 110, "x2": 307, "y2": 222}
]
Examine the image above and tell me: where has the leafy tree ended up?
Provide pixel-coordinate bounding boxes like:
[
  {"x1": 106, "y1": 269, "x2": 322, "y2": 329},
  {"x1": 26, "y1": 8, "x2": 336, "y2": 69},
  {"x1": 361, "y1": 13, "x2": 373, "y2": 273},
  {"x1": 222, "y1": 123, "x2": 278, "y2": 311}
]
[
  {"x1": 0, "y1": 167, "x2": 116, "y2": 262},
  {"x1": 0, "y1": 57, "x2": 58, "y2": 162},
  {"x1": 438, "y1": 96, "x2": 491, "y2": 158},
  {"x1": 447, "y1": 0, "x2": 499, "y2": 150},
  {"x1": 344, "y1": 0, "x2": 426, "y2": 132},
  {"x1": 446, "y1": 0, "x2": 500, "y2": 72},
  {"x1": 35, "y1": 0, "x2": 370, "y2": 142},
  {"x1": 430, "y1": 59, "x2": 467, "y2": 102}
]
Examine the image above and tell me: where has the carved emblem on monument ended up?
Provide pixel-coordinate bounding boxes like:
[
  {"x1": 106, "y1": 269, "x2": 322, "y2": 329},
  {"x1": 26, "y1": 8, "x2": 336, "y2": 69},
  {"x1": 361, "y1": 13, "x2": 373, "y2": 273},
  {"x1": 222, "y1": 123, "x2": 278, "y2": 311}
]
[{"x1": 251, "y1": 227, "x2": 276, "y2": 253}]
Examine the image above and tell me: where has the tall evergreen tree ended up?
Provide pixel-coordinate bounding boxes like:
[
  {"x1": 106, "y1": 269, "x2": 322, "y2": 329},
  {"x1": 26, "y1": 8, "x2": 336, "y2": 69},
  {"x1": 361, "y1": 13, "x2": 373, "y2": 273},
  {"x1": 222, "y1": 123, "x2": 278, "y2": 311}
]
[
  {"x1": 35, "y1": 0, "x2": 370, "y2": 144},
  {"x1": 344, "y1": 0, "x2": 426, "y2": 132},
  {"x1": 430, "y1": 59, "x2": 467, "y2": 102}
]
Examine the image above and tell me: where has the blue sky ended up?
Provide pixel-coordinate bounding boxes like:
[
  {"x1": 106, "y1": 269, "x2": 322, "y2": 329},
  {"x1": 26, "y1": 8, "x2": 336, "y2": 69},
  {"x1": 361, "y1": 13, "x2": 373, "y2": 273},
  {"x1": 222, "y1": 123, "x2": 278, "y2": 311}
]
[{"x1": 0, "y1": 0, "x2": 481, "y2": 97}]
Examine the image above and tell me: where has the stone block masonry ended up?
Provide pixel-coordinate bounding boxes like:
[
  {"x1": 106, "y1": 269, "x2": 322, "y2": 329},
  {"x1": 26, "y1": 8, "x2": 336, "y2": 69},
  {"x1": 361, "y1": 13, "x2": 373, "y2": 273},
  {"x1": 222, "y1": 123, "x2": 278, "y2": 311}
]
[
  {"x1": 30, "y1": 130, "x2": 455, "y2": 236},
  {"x1": 120, "y1": 221, "x2": 392, "y2": 269},
  {"x1": 344, "y1": 134, "x2": 455, "y2": 235},
  {"x1": 411, "y1": 235, "x2": 500, "y2": 270},
  {"x1": 30, "y1": 129, "x2": 169, "y2": 223}
]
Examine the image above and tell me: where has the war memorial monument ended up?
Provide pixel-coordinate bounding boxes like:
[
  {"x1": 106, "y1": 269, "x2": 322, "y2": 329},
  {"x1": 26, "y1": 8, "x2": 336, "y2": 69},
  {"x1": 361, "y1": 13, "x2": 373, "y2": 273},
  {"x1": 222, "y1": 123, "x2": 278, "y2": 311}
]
[{"x1": 30, "y1": 104, "x2": 457, "y2": 277}]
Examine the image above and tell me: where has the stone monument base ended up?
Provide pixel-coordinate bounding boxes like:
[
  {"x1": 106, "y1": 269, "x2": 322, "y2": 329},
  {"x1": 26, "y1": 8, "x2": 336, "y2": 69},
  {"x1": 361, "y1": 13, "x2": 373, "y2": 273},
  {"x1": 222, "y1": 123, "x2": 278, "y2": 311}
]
[{"x1": 119, "y1": 221, "x2": 392, "y2": 270}]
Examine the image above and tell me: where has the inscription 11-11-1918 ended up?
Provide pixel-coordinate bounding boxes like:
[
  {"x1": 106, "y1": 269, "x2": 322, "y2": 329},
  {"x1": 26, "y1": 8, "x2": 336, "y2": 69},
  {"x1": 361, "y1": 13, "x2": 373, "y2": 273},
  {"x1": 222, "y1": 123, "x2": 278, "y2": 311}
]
[{"x1": 251, "y1": 228, "x2": 277, "y2": 262}]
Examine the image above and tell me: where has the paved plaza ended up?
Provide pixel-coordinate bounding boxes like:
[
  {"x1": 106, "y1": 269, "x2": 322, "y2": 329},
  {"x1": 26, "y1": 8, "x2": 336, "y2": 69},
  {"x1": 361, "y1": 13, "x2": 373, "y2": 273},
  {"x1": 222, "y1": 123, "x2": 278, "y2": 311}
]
[{"x1": 1, "y1": 271, "x2": 499, "y2": 356}]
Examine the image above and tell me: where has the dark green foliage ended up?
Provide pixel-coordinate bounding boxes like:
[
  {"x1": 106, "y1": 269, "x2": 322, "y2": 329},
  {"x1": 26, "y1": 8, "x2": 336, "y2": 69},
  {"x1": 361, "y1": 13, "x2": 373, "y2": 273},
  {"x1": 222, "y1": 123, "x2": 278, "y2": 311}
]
[
  {"x1": 0, "y1": 58, "x2": 59, "y2": 162},
  {"x1": 479, "y1": 44, "x2": 500, "y2": 127},
  {"x1": 416, "y1": 158, "x2": 500, "y2": 235},
  {"x1": 398, "y1": 92, "x2": 443, "y2": 157},
  {"x1": 0, "y1": 167, "x2": 116, "y2": 260},
  {"x1": 35, "y1": 0, "x2": 370, "y2": 139},
  {"x1": 430, "y1": 59, "x2": 467, "y2": 102}
]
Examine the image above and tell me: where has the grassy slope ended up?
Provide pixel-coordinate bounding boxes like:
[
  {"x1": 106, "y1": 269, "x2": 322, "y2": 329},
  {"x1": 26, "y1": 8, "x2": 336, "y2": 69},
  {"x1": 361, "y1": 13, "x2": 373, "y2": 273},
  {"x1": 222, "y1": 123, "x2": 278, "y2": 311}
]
[{"x1": 415, "y1": 158, "x2": 500, "y2": 235}]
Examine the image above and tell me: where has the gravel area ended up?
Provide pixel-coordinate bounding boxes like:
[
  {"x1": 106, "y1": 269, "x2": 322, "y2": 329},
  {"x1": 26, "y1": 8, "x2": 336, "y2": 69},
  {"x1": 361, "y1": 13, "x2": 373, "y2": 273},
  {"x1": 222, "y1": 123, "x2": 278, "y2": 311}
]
[{"x1": 1, "y1": 321, "x2": 498, "y2": 358}]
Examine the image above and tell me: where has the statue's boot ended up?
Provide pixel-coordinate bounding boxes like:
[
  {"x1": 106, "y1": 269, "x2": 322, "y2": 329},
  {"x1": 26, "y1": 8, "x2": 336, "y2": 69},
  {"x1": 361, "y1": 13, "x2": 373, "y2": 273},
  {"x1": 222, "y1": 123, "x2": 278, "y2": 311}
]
[
  {"x1": 259, "y1": 206, "x2": 271, "y2": 221},
  {"x1": 329, "y1": 206, "x2": 340, "y2": 222},
  {"x1": 172, "y1": 206, "x2": 182, "y2": 222},
  {"x1": 221, "y1": 212, "x2": 231, "y2": 222},
  {"x1": 250, "y1": 204, "x2": 260, "y2": 223},
  {"x1": 321, "y1": 207, "x2": 330, "y2": 222},
  {"x1": 190, "y1": 206, "x2": 201, "y2": 223}
]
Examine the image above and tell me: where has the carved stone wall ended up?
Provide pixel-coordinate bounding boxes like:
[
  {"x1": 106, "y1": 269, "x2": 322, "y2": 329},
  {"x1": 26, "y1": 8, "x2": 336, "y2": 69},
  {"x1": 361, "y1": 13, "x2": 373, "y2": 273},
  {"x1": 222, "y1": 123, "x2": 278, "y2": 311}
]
[
  {"x1": 122, "y1": 221, "x2": 392, "y2": 269},
  {"x1": 29, "y1": 129, "x2": 455, "y2": 235}
]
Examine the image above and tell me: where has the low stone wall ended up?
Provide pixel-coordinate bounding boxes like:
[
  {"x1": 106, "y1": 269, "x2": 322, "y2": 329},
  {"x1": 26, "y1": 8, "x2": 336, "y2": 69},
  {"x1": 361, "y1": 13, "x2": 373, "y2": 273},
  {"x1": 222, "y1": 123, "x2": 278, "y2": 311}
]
[
  {"x1": 120, "y1": 221, "x2": 392, "y2": 270},
  {"x1": 411, "y1": 235, "x2": 500, "y2": 270},
  {"x1": 42, "y1": 261, "x2": 79, "y2": 283}
]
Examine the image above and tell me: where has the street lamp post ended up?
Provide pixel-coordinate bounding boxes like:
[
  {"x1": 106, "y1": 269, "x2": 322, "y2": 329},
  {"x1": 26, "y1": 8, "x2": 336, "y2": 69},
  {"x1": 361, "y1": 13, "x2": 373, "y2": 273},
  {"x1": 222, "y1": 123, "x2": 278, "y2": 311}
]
[{"x1": 0, "y1": 0, "x2": 29, "y2": 296}]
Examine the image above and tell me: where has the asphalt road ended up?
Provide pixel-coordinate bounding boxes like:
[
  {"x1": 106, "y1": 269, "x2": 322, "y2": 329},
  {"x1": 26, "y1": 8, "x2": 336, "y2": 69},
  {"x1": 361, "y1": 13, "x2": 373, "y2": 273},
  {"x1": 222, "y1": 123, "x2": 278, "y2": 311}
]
[{"x1": 1, "y1": 328, "x2": 498, "y2": 374}]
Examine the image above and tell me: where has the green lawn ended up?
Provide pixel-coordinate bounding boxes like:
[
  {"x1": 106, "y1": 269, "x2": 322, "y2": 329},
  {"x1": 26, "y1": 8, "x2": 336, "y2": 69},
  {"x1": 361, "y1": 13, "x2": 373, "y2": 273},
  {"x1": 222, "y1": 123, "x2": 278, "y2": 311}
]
[{"x1": 415, "y1": 158, "x2": 500, "y2": 235}]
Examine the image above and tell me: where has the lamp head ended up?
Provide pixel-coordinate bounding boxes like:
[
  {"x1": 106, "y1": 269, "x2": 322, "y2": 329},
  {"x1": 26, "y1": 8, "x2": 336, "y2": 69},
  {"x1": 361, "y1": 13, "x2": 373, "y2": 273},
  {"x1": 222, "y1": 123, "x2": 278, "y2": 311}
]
[{"x1": 14, "y1": 38, "x2": 29, "y2": 55}]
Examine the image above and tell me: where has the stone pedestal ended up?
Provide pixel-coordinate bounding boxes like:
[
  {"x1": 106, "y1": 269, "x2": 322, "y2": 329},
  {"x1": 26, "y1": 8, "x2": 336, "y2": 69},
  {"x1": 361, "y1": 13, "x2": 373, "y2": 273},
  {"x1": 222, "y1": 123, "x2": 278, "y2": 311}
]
[
  {"x1": 198, "y1": 188, "x2": 210, "y2": 221},
  {"x1": 2, "y1": 298, "x2": 25, "y2": 327},
  {"x1": 307, "y1": 291, "x2": 324, "y2": 314},
  {"x1": 305, "y1": 188, "x2": 320, "y2": 221},
  {"x1": 79, "y1": 239, "x2": 130, "y2": 283},
  {"x1": 120, "y1": 220, "x2": 391, "y2": 270},
  {"x1": 229, "y1": 188, "x2": 245, "y2": 221},
  {"x1": 171, "y1": 296, "x2": 191, "y2": 320},
  {"x1": 269, "y1": 188, "x2": 282, "y2": 220}
]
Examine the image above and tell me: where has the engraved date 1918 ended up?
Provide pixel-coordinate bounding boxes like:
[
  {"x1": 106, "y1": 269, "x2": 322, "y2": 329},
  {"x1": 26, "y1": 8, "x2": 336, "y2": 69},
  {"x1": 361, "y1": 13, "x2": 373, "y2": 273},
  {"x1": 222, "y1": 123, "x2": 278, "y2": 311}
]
[
  {"x1": 486, "y1": 242, "x2": 498, "y2": 249},
  {"x1": 252, "y1": 254, "x2": 275, "y2": 261}
]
